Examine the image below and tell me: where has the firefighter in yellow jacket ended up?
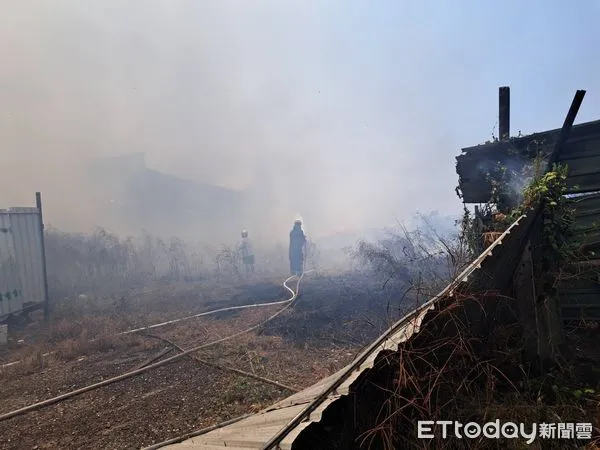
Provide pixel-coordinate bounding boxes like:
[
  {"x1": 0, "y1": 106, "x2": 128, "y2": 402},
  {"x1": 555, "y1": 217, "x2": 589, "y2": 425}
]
[{"x1": 239, "y1": 230, "x2": 255, "y2": 273}]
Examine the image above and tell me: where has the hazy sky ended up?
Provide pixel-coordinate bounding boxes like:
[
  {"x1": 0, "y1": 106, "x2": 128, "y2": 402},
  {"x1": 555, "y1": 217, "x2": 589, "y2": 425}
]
[{"x1": 2, "y1": 1, "x2": 600, "y2": 238}]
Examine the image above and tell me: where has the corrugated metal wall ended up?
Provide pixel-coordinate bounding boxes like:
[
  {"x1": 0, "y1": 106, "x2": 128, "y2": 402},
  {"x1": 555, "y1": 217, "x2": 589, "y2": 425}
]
[
  {"x1": 558, "y1": 130, "x2": 600, "y2": 194},
  {"x1": 0, "y1": 211, "x2": 22, "y2": 316},
  {"x1": 0, "y1": 208, "x2": 45, "y2": 318},
  {"x1": 558, "y1": 193, "x2": 600, "y2": 320}
]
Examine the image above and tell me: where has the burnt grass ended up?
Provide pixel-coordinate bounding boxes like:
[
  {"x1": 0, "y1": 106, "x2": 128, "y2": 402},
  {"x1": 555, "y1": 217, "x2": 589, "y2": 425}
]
[
  {"x1": 290, "y1": 293, "x2": 600, "y2": 450},
  {"x1": 3, "y1": 271, "x2": 598, "y2": 449},
  {"x1": 0, "y1": 271, "x2": 403, "y2": 450},
  {"x1": 262, "y1": 272, "x2": 409, "y2": 347}
]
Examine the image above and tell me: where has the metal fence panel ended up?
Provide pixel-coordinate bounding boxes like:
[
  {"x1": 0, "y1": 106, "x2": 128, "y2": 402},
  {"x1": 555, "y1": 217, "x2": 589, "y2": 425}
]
[
  {"x1": 7, "y1": 208, "x2": 45, "y2": 313},
  {"x1": 0, "y1": 210, "x2": 23, "y2": 316}
]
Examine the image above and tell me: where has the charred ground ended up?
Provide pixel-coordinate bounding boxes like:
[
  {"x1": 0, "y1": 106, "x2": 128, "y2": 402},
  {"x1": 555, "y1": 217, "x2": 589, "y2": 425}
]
[{"x1": 0, "y1": 270, "x2": 404, "y2": 449}]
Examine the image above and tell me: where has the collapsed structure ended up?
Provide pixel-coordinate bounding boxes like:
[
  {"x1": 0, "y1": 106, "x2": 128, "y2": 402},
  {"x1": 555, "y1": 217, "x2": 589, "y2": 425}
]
[
  {"x1": 162, "y1": 88, "x2": 599, "y2": 449},
  {"x1": 456, "y1": 89, "x2": 600, "y2": 323}
]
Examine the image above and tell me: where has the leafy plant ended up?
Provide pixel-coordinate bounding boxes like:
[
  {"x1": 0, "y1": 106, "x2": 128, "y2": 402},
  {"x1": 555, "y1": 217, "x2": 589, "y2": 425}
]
[{"x1": 506, "y1": 164, "x2": 577, "y2": 270}]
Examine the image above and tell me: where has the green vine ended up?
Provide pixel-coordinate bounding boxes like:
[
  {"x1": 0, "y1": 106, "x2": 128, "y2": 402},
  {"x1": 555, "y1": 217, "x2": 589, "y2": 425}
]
[
  {"x1": 462, "y1": 160, "x2": 578, "y2": 290},
  {"x1": 504, "y1": 163, "x2": 578, "y2": 297},
  {"x1": 506, "y1": 164, "x2": 576, "y2": 255},
  {"x1": 459, "y1": 207, "x2": 483, "y2": 257},
  {"x1": 486, "y1": 162, "x2": 515, "y2": 212}
]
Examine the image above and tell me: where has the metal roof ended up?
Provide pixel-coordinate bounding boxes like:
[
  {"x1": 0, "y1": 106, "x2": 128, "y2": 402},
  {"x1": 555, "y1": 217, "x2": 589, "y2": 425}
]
[{"x1": 164, "y1": 214, "x2": 530, "y2": 450}]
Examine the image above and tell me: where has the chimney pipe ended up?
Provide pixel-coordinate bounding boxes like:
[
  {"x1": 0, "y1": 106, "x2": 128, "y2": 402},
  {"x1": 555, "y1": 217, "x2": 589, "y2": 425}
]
[{"x1": 499, "y1": 87, "x2": 510, "y2": 141}]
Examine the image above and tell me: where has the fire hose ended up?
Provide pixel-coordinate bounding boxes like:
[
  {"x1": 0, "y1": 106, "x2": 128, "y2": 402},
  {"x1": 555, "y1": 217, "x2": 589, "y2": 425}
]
[{"x1": 0, "y1": 271, "x2": 308, "y2": 423}]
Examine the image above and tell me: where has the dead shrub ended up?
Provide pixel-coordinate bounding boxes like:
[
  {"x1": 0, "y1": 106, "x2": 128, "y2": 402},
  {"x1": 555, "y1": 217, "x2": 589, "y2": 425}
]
[
  {"x1": 356, "y1": 294, "x2": 599, "y2": 449},
  {"x1": 293, "y1": 292, "x2": 599, "y2": 449},
  {"x1": 49, "y1": 319, "x2": 85, "y2": 342},
  {"x1": 89, "y1": 335, "x2": 119, "y2": 354},
  {"x1": 352, "y1": 214, "x2": 471, "y2": 309},
  {"x1": 54, "y1": 338, "x2": 81, "y2": 361},
  {"x1": 54, "y1": 334, "x2": 123, "y2": 361},
  {"x1": 48, "y1": 316, "x2": 116, "y2": 345},
  {"x1": 45, "y1": 227, "x2": 212, "y2": 300},
  {"x1": 1, "y1": 350, "x2": 46, "y2": 377}
]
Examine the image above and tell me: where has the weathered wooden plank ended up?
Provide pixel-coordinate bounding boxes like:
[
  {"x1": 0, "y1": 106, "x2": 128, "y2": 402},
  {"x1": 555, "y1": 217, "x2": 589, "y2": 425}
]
[
  {"x1": 562, "y1": 154, "x2": 600, "y2": 177},
  {"x1": 558, "y1": 138, "x2": 600, "y2": 161},
  {"x1": 566, "y1": 175, "x2": 600, "y2": 193},
  {"x1": 560, "y1": 307, "x2": 600, "y2": 321}
]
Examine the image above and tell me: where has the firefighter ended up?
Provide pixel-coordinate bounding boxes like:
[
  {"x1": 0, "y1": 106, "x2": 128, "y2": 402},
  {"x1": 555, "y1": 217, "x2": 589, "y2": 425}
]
[
  {"x1": 239, "y1": 230, "x2": 255, "y2": 274},
  {"x1": 289, "y1": 219, "x2": 306, "y2": 276}
]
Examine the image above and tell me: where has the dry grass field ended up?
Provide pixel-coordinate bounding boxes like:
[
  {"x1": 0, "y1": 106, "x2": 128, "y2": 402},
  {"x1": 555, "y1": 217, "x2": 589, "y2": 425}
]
[{"x1": 0, "y1": 270, "x2": 400, "y2": 449}]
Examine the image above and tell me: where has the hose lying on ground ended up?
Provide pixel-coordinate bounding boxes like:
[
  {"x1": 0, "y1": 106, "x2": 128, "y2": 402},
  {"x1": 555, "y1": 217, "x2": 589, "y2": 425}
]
[
  {"x1": 0, "y1": 271, "x2": 313, "y2": 369},
  {"x1": 120, "y1": 270, "x2": 312, "y2": 336},
  {"x1": 133, "y1": 347, "x2": 175, "y2": 371},
  {"x1": 0, "y1": 273, "x2": 305, "y2": 423},
  {"x1": 140, "y1": 331, "x2": 298, "y2": 393},
  {"x1": 0, "y1": 269, "x2": 314, "y2": 369}
]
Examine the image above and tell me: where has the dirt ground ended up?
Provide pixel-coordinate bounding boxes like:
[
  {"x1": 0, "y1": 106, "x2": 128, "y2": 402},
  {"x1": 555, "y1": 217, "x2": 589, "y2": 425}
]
[{"x1": 0, "y1": 272, "x2": 398, "y2": 449}]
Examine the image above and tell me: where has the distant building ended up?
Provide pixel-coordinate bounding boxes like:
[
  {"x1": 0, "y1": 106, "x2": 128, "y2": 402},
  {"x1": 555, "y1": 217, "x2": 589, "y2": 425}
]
[{"x1": 86, "y1": 153, "x2": 245, "y2": 240}]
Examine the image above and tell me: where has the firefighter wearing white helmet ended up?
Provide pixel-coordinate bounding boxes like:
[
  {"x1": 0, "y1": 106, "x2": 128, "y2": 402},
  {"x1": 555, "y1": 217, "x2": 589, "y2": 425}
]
[
  {"x1": 289, "y1": 219, "x2": 306, "y2": 275},
  {"x1": 239, "y1": 229, "x2": 255, "y2": 274}
]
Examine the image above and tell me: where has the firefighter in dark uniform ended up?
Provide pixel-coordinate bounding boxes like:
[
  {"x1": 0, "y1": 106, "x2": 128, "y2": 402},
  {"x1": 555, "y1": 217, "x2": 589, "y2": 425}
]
[{"x1": 289, "y1": 219, "x2": 306, "y2": 275}]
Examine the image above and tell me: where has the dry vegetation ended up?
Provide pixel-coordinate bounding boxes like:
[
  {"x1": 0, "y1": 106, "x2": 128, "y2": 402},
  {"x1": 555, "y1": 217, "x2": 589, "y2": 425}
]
[
  {"x1": 291, "y1": 166, "x2": 600, "y2": 449},
  {"x1": 292, "y1": 290, "x2": 600, "y2": 450},
  {"x1": 44, "y1": 227, "x2": 292, "y2": 301},
  {"x1": 362, "y1": 295, "x2": 600, "y2": 450},
  {"x1": 0, "y1": 227, "x2": 405, "y2": 449},
  {"x1": 2, "y1": 180, "x2": 599, "y2": 450}
]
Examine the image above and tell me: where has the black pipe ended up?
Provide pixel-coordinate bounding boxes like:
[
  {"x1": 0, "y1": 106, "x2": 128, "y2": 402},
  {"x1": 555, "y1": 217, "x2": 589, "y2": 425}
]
[{"x1": 499, "y1": 86, "x2": 510, "y2": 141}]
